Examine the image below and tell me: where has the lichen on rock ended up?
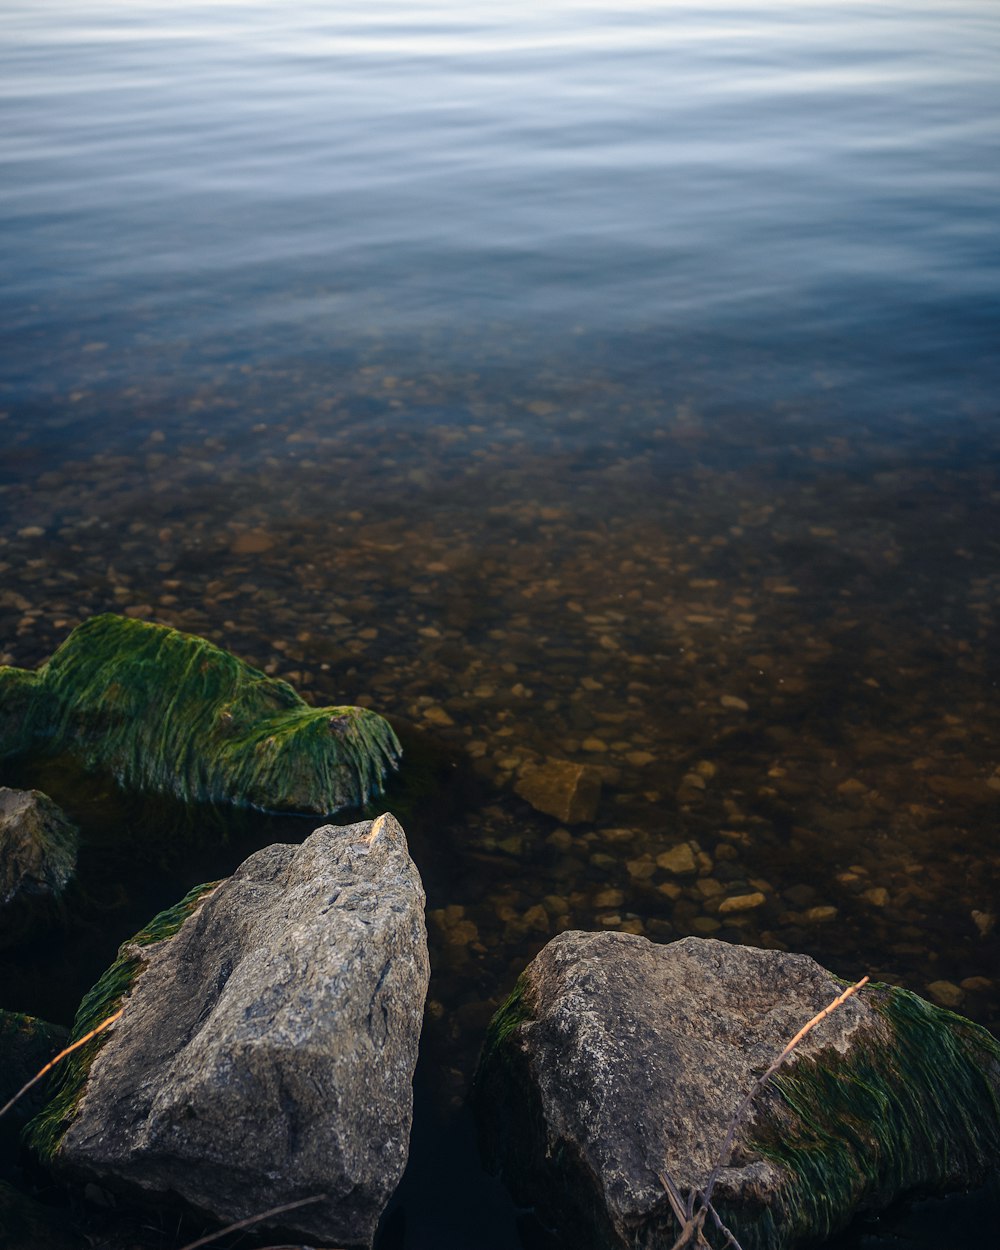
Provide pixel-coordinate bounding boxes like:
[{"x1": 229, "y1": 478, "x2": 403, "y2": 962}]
[{"x1": 0, "y1": 614, "x2": 401, "y2": 814}]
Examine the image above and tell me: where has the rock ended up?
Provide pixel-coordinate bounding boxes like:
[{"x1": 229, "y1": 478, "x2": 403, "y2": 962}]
[
  {"x1": 0, "y1": 788, "x2": 78, "y2": 919},
  {"x1": 926, "y1": 980, "x2": 964, "y2": 1009},
  {"x1": 515, "y1": 757, "x2": 601, "y2": 824},
  {"x1": 0, "y1": 788, "x2": 78, "y2": 948},
  {"x1": 718, "y1": 891, "x2": 767, "y2": 914},
  {"x1": 474, "y1": 932, "x2": 1000, "y2": 1250},
  {"x1": 0, "y1": 1011, "x2": 69, "y2": 1150},
  {"x1": 27, "y1": 813, "x2": 429, "y2": 1249},
  {"x1": 656, "y1": 843, "x2": 697, "y2": 875},
  {"x1": 0, "y1": 614, "x2": 400, "y2": 814}
]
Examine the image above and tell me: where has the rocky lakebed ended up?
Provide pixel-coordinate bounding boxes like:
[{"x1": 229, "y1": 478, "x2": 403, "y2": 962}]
[{"x1": 1, "y1": 616, "x2": 999, "y2": 1250}]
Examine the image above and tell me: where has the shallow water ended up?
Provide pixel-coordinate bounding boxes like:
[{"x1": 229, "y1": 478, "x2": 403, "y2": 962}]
[{"x1": 1, "y1": 1, "x2": 999, "y2": 1247}]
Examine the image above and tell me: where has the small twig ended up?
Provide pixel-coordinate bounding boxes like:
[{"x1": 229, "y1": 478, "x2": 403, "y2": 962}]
[
  {"x1": 657, "y1": 1168, "x2": 689, "y2": 1228},
  {"x1": 0, "y1": 1008, "x2": 124, "y2": 1120},
  {"x1": 701, "y1": 976, "x2": 869, "y2": 1207},
  {"x1": 176, "y1": 1195, "x2": 330, "y2": 1250}
]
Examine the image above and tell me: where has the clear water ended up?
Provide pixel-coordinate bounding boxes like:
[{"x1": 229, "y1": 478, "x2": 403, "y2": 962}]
[{"x1": 1, "y1": 2, "x2": 999, "y2": 1247}]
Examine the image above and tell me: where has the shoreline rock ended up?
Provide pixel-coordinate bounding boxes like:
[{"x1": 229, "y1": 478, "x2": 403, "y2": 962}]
[
  {"x1": 474, "y1": 932, "x2": 1000, "y2": 1250},
  {"x1": 0, "y1": 788, "x2": 78, "y2": 946},
  {"x1": 0, "y1": 614, "x2": 401, "y2": 814},
  {"x1": 27, "y1": 812, "x2": 429, "y2": 1249}
]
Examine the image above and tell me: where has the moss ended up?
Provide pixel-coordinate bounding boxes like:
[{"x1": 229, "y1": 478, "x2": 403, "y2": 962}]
[
  {"x1": 0, "y1": 615, "x2": 400, "y2": 814},
  {"x1": 23, "y1": 881, "x2": 218, "y2": 1164},
  {"x1": 479, "y1": 975, "x2": 533, "y2": 1073},
  {"x1": 718, "y1": 983, "x2": 1000, "y2": 1249}
]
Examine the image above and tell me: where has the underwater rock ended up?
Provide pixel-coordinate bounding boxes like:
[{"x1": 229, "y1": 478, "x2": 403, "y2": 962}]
[
  {"x1": 0, "y1": 788, "x2": 78, "y2": 945},
  {"x1": 26, "y1": 813, "x2": 429, "y2": 1250},
  {"x1": 474, "y1": 932, "x2": 1000, "y2": 1250},
  {"x1": 0, "y1": 614, "x2": 400, "y2": 814},
  {"x1": 515, "y1": 757, "x2": 601, "y2": 824}
]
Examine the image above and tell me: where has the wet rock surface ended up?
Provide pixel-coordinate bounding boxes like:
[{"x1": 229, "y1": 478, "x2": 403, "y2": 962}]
[
  {"x1": 32, "y1": 813, "x2": 429, "y2": 1249},
  {"x1": 0, "y1": 614, "x2": 400, "y2": 815},
  {"x1": 0, "y1": 787, "x2": 77, "y2": 941},
  {"x1": 475, "y1": 932, "x2": 1000, "y2": 1250}
]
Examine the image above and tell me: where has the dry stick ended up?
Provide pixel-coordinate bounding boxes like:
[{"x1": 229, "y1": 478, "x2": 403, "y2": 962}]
[
  {"x1": 0, "y1": 1007, "x2": 124, "y2": 1120},
  {"x1": 699, "y1": 975, "x2": 871, "y2": 1214},
  {"x1": 176, "y1": 1194, "x2": 330, "y2": 1250}
]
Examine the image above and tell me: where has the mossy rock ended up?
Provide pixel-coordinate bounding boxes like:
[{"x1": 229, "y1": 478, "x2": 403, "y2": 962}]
[
  {"x1": 23, "y1": 881, "x2": 218, "y2": 1166},
  {"x1": 474, "y1": 933, "x2": 1000, "y2": 1250},
  {"x1": 0, "y1": 615, "x2": 400, "y2": 815}
]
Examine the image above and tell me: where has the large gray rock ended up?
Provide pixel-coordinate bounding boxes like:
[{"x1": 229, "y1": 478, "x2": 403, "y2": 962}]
[
  {"x1": 474, "y1": 932, "x2": 1000, "y2": 1250},
  {"x1": 32, "y1": 813, "x2": 429, "y2": 1248},
  {"x1": 0, "y1": 788, "x2": 77, "y2": 945}
]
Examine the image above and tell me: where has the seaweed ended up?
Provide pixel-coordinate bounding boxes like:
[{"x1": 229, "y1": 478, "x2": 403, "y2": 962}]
[
  {"x1": 23, "y1": 881, "x2": 219, "y2": 1164},
  {"x1": 0, "y1": 615, "x2": 401, "y2": 814},
  {"x1": 717, "y1": 984, "x2": 1000, "y2": 1249}
]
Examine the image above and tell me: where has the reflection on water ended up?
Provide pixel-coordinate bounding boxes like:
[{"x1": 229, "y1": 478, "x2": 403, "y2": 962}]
[{"x1": 1, "y1": 1, "x2": 999, "y2": 1247}]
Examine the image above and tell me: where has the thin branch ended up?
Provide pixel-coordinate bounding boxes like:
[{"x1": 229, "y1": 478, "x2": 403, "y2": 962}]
[
  {"x1": 701, "y1": 976, "x2": 869, "y2": 1207},
  {"x1": 176, "y1": 1194, "x2": 329, "y2": 1250},
  {"x1": 0, "y1": 1008, "x2": 124, "y2": 1120},
  {"x1": 657, "y1": 1168, "x2": 689, "y2": 1228}
]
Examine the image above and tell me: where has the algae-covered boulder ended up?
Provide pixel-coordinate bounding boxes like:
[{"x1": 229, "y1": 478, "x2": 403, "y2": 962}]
[
  {"x1": 0, "y1": 614, "x2": 400, "y2": 814},
  {"x1": 0, "y1": 788, "x2": 78, "y2": 944},
  {"x1": 474, "y1": 932, "x2": 1000, "y2": 1250},
  {"x1": 26, "y1": 813, "x2": 430, "y2": 1249}
]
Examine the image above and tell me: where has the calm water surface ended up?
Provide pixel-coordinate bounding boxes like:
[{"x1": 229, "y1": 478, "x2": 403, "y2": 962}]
[{"x1": 1, "y1": 2, "x2": 999, "y2": 1247}]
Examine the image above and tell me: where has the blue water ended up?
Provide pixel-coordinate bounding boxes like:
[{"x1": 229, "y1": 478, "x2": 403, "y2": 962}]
[
  {"x1": 2, "y1": 0, "x2": 999, "y2": 428},
  {"x1": 2, "y1": 3, "x2": 1000, "y2": 1249}
]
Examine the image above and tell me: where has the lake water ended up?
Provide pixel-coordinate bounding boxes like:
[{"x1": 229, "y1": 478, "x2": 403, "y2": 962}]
[{"x1": 1, "y1": 2, "x2": 999, "y2": 1247}]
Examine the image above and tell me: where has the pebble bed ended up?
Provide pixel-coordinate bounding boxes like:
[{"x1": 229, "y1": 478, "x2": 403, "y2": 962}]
[{"x1": 2, "y1": 348, "x2": 998, "y2": 1117}]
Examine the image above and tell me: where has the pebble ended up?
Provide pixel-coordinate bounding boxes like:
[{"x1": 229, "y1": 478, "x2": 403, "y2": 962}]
[
  {"x1": 720, "y1": 695, "x2": 749, "y2": 711},
  {"x1": 802, "y1": 906, "x2": 838, "y2": 923},
  {"x1": 16, "y1": 526, "x2": 45, "y2": 538},
  {"x1": 861, "y1": 887, "x2": 890, "y2": 907},
  {"x1": 230, "y1": 529, "x2": 274, "y2": 554},
  {"x1": 625, "y1": 856, "x2": 657, "y2": 881},
  {"x1": 718, "y1": 892, "x2": 766, "y2": 914},
  {"x1": 692, "y1": 916, "x2": 722, "y2": 935},
  {"x1": 656, "y1": 844, "x2": 697, "y2": 875},
  {"x1": 926, "y1": 980, "x2": 964, "y2": 1009},
  {"x1": 423, "y1": 706, "x2": 455, "y2": 726}
]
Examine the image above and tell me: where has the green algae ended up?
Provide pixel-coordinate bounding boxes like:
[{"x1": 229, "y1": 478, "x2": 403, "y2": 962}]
[
  {"x1": 718, "y1": 983, "x2": 1000, "y2": 1250},
  {"x1": 23, "y1": 881, "x2": 218, "y2": 1165},
  {"x1": 0, "y1": 614, "x2": 401, "y2": 814}
]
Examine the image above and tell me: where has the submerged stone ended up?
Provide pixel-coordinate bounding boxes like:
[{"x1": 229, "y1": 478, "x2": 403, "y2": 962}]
[
  {"x1": 26, "y1": 813, "x2": 429, "y2": 1250},
  {"x1": 474, "y1": 932, "x2": 1000, "y2": 1250},
  {"x1": 0, "y1": 788, "x2": 78, "y2": 946},
  {"x1": 515, "y1": 757, "x2": 601, "y2": 824},
  {"x1": 0, "y1": 614, "x2": 401, "y2": 814}
]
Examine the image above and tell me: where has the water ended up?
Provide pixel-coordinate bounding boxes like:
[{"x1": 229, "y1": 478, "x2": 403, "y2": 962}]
[{"x1": 1, "y1": 2, "x2": 999, "y2": 1247}]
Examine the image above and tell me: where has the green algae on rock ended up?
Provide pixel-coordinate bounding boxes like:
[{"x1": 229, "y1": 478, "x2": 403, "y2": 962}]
[
  {"x1": 474, "y1": 933, "x2": 1000, "y2": 1250},
  {"x1": 0, "y1": 614, "x2": 401, "y2": 814},
  {"x1": 23, "y1": 880, "x2": 218, "y2": 1166}
]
